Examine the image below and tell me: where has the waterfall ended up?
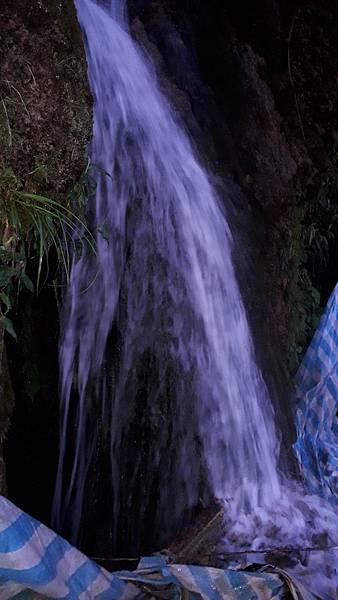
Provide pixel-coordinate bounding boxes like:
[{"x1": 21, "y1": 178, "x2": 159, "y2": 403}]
[{"x1": 53, "y1": 0, "x2": 338, "y2": 579}]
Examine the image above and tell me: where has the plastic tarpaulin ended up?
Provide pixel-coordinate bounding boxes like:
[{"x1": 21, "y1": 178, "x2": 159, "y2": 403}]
[
  {"x1": 0, "y1": 496, "x2": 316, "y2": 600},
  {"x1": 0, "y1": 496, "x2": 122, "y2": 599},
  {"x1": 294, "y1": 283, "x2": 338, "y2": 503}
]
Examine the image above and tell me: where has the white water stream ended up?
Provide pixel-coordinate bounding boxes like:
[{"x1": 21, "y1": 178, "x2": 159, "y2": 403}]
[{"x1": 53, "y1": 2, "x2": 338, "y2": 595}]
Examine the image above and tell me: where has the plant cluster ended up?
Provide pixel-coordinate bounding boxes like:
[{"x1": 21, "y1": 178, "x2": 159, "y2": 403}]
[
  {"x1": 0, "y1": 163, "x2": 96, "y2": 340},
  {"x1": 280, "y1": 170, "x2": 337, "y2": 373}
]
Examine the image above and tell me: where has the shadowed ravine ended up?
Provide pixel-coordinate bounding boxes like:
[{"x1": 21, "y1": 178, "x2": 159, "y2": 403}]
[{"x1": 53, "y1": 1, "x2": 338, "y2": 595}]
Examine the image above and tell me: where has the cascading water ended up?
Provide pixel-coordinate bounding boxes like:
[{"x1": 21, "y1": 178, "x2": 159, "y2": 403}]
[{"x1": 54, "y1": 0, "x2": 338, "y2": 594}]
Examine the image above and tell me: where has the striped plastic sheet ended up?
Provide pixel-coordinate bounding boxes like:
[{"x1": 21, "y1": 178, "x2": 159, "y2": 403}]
[
  {"x1": 0, "y1": 497, "x2": 124, "y2": 599},
  {"x1": 294, "y1": 283, "x2": 338, "y2": 503},
  {"x1": 0, "y1": 497, "x2": 316, "y2": 599}
]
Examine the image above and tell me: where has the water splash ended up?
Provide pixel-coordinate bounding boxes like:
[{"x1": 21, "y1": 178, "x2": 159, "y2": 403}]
[
  {"x1": 220, "y1": 485, "x2": 338, "y2": 598},
  {"x1": 53, "y1": 0, "x2": 338, "y2": 587}
]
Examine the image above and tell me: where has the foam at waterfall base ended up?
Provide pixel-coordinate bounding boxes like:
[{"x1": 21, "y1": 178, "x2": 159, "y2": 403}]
[{"x1": 221, "y1": 483, "x2": 338, "y2": 598}]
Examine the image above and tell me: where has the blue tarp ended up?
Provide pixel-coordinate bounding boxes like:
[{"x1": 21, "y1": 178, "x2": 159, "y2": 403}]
[
  {"x1": 294, "y1": 283, "x2": 338, "y2": 504},
  {"x1": 0, "y1": 496, "x2": 314, "y2": 599}
]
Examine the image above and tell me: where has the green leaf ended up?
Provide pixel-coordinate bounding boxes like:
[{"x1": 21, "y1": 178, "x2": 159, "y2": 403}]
[
  {"x1": 0, "y1": 266, "x2": 17, "y2": 287},
  {"x1": 0, "y1": 316, "x2": 17, "y2": 340},
  {"x1": 20, "y1": 272, "x2": 34, "y2": 293},
  {"x1": 0, "y1": 292, "x2": 11, "y2": 310},
  {"x1": 7, "y1": 202, "x2": 20, "y2": 232}
]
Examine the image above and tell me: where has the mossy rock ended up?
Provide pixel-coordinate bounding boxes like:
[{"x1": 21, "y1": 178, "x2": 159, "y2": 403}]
[{"x1": 0, "y1": 0, "x2": 92, "y2": 205}]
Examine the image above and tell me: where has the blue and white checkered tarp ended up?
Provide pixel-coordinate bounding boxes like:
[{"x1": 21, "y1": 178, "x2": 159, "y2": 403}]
[
  {"x1": 0, "y1": 496, "x2": 315, "y2": 599},
  {"x1": 294, "y1": 283, "x2": 338, "y2": 504}
]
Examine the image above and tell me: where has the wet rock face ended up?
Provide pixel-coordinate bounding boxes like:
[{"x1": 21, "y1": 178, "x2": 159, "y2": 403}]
[
  {"x1": 126, "y1": 1, "x2": 298, "y2": 348},
  {"x1": 226, "y1": 45, "x2": 302, "y2": 212},
  {"x1": 125, "y1": 1, "x2": 299, "y2": 422},
  {"x1": 123, "y1": 0, "x2": 337, "y2": 474},
  {"x1": 127, "y1": 0, "x2": 338, "y2": 372}
]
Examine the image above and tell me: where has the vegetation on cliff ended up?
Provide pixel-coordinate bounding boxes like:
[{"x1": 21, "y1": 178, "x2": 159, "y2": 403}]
[{"x1": 0, "y1": 0, "x2": 92, "y2": 494}]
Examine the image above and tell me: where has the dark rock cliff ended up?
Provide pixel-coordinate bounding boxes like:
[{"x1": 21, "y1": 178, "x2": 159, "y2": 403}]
[{"x1": 127, "y1": 0, "x2": 338, "y2": 373}]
